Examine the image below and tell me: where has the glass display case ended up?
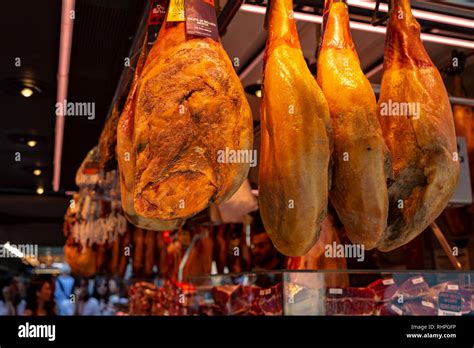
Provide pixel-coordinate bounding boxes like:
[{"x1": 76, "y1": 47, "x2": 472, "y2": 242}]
[{"x1": 185, "y1": 270, "x2": 474, "y2": 316}]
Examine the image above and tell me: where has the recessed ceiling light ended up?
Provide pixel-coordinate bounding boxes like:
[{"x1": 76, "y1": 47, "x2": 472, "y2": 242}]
[
  {"x1": 27, "y1": 140, "x2": 37, "y2": 147},
  {"x1": 21, "y1": 87, "x2": 34, "y2": 98},
  {"x1": 244, "y1": 83, "x2": 263, "y2": 98},
  {"x1": 33, "y1": 169, "x2": 42, "y2": 176},
  {"x1": 36, "y1": 187, "x2": 44, "y2": 195}
]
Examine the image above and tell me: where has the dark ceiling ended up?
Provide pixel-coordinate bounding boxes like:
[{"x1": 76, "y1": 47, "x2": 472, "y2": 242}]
[{"x1": 0, "y1": 0, "x2": 146, "y2": 245}]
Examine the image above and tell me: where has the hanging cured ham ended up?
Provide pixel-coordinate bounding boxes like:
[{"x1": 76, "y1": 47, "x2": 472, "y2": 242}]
[
  {"x1": 117, "y1": 5, "x2": 253, "y2": 228},
  {"x1": 317, "y1": 0, "x2": 390, "y2": 250},
  {"x1": 376, "y1": 0, "x2": 460, "y2": 251},
  {"x1": 259, "y1": 0, "x2": 332, "y2": 256},
  {"x1": 117, "y1": 42, "x2": 183, "y2": 231}
]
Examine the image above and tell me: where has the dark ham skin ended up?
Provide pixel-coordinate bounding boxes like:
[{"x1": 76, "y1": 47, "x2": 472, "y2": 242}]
[{"x1": 377, "y1": 0, "x2": 459, "y2": 251}]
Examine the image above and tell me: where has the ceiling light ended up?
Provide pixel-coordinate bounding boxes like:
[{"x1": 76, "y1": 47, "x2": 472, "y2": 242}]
[
  {"x1": 27, "y1": 140, "x2": 37, "y2": 147},
  {"x1": 33, "y1": 169, "x2": 42, "y2": 176},
  {"x1": 21, "y1": 87, "x2": 34, "y2": 98},
  {"x1": 36, "y1": 187, "x2": 44, "y2": 195},
  {"x1": 239, "y1": 4, "x2": 474, "y2": 49},
  {"x1": 244, "y1": 83, "x2": 263, "y2": 97},
  {"x1": 347, "y1": 0, "x2": 474, "y2": 29}
]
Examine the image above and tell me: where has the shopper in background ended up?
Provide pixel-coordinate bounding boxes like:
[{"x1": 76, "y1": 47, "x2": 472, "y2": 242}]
[
  {"x1": 0, "y1": 275, "x2": 14, "y2": 315},
  {"x1": 23, "y1": 276, "x2": 56, "y2": 316},
  {"x1": 74, "y1": 277, "x2": 100, "y2": 316},
  {"x1": 251, "y1": 230, "x2": 285, "y2": 270},
  {"x1": 94, "y1": 276, "x2": 113, "y2": 315},
  {"x1": 0, "y1": 273, "x2": 28, "y2": 316},
  {"x1": 13, "y1": 275, "x2": 27, "y2": 315},
  {"x1": 9, "y1": 275, "x2": 27, "y2": 315},
  {"x1": 55, "y1": 263, "x2": 75, "y2": 315},
  {"x1": 250, "y1": 214, "x2": 285, "y2": 270},
  {"x1": 108, "y1": 277, "x2": 128, "y2": 313}
]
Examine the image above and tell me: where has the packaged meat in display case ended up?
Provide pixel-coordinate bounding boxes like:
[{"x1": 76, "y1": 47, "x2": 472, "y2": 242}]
[
  {"x1": 188, "y1": 271, "x2": 283, "y2": 316},
  {"x1": 283, "y1": 270, "x2": 474, "y2": 316},
  {"x1": 128, "y1": 280, "x2": 197, "y2": 316},
  {"x1": 122, "y1": 270, "x2": 474, "y2": 316}
]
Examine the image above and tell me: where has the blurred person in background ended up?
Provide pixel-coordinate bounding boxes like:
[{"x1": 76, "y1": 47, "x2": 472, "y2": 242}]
[
  {"x1": 251, "y1": 230, "x2": 285, "y2": 270},
  {"x1": 108, "y1": 277, "x2": 128, "y2": 313},
  {"x1": 250, "y1": 214, "x2": 285, "y2": 271},
  {"x1": 8, "y1": 275, "x2": 27, "y2": 315},
  {"x1": 0, "y1": 274, "x2": 15, "y2": 315},
  {"x1": 93, "y1": 276, "x2": 112, "y2": 315},
  {"x1": 74, "y1": 277, "x2": 100, "y2": 316},
  {"x1": 13, "y1": 274, "x2": 27, "y2": 315},
  {"x1": 0, "y1": 274, "x2": 26, "y2": 315},
  {"x1": 23, "y1": 276, "x2": 56, "y2": 316},
  {"x1": 55, "y1": 263, "x2": 75, "y2": 315}
]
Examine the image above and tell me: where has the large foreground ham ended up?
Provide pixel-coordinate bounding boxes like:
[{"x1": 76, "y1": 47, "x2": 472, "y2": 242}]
[
  {"x1": 117, "y1": 40, "x2": 182, "y2": 230},
  {"x1": 259, "y1": 0, "x2": 332, "y2": 256},
  {"x1": 376, "y1": 0, "x2": 460, "y2": 251},
  {"x1": 317, "y1": 0, "x2": 390, "y2": 250},
  {"x1": 117, "y1": 6, "x2": 253, "y2": 228}
]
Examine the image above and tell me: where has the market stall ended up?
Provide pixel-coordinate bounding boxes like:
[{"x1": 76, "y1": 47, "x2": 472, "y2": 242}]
[{"x1": 0, "y1": 0, "x2": 473, "y2": 323}]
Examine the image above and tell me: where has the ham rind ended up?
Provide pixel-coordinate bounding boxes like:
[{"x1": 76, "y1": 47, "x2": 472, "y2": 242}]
[
  {"x1": 317, "y1": 0, "x2": 390, "y2": 250},
  {"x1": 376, "y1": 0, "x2": 459, "y2": 251},
  {"x1": 260, "y1": 0, "x2": 332, "y2": 256}
]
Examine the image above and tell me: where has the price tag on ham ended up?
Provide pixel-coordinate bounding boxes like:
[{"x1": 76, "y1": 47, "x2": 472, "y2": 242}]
[
  {"x1": 447, "y1": 284, "x2": 459, "y2": 291},
  {"x1": 382, "y1": 278, "x2": 395, "y2": 286},
  {"x1": 421, "y1": 300, "x2": 435, "y2": 308},
  {"x1": 390, "y1": 304, "x2": 403, "y2": 316},
  {"x1": 329, "y1": 288, "x2": 343, "y2": 295},
  {"x1": 185, "y1": 0, "x2": 218, "y2": 41}
]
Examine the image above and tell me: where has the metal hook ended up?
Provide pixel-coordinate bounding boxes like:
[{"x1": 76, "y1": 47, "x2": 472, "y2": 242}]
[{"x1": 371, "y1": 0, "x2": 394, "y2": 27}]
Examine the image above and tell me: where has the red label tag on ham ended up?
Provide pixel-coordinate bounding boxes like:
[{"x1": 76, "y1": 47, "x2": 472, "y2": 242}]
[
  {"x1": 148, "y1": 0, "x2": 168, "y2": 46},
  {"x1": 83, "y1": 161, "x2": 99, "y2": 175}
]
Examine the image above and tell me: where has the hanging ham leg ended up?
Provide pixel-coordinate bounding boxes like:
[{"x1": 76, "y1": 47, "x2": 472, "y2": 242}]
[
  {"x1": 317, "y1": 0, "x2": 390, "y2": 250},
  {"x1": 132, "y1": 15, "x2": 253, "y2": 221},
  {"x1": 117, "y1": 39, "x2": 183, "y2": 231},
  {"x1": 376, "y1": 0, "x2": 460, "y2": 251},
  {"x1": 259, "y1": 0, "x2": 332, "y2": 256}
]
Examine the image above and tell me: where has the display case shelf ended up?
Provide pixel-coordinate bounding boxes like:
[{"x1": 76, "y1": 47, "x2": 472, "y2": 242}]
[{"x1": 187, "y1": 270, "x2": 474, "y2": 316}]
